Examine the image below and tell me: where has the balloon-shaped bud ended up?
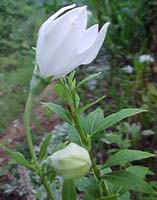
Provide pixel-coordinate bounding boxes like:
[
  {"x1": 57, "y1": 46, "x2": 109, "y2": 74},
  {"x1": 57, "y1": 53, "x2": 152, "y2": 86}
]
[{"x1": 46, "y1": 143, "x2": 92, "y2": 179}]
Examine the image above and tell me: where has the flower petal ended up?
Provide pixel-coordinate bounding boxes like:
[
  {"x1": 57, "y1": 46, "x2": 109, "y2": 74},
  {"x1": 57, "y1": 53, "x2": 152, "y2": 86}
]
[
  {"x1": 78, "y1": 22, "x2": 110, "y2": 65},
  {"x1": 49, "y1": 4, "x2": 76, "y2": 20},
  {"x1": 39, "y1": 4, "x2": 76, "y2": 34},
  {"x1": 77, "y1": 24, "x2": 98, "y2": 54},
  {"x1": 36, "y1": 6, "x2": 88, "y2": 77}
]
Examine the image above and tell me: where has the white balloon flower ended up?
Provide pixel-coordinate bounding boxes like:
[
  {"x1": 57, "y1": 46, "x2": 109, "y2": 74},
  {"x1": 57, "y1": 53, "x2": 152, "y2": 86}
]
[
  {"x1": 35, "y1": 4, "x2": 110, "y2": 78},
  {"x1": 46, "y1": 143, "x2": 92, "y2": 179}
]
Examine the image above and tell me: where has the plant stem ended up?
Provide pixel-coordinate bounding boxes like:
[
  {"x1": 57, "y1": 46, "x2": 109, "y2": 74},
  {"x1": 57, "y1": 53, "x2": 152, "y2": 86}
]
[
  {"x1": 71, "y1": 111, "x2": 110, "y2": 197},
  {"x1": 24, "y1": 92, "x2": 54, "y2": 200},
  {"x1": 39, "y1": 175, "x2": 54, "y2": 200},
  {"x1": 24, "y1": 92, "x2": 37, "y2": 161},
  {"x1": 89, "y1": 152, "x2": 110, "y2": 196},
  {"x1": 72, "y1": 111, "x2": 88, "y2": 147}
]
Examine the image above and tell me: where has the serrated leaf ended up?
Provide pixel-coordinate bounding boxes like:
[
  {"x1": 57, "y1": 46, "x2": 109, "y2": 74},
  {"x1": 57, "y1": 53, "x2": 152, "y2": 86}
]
[
  {"x1": 42, "y1": 102, "x2": 71, "y2": 124},
  {"x1": 2, "y1": 146, "x2": 33, "y2": 170},
  {"x1": 104, "y1": 171, "x2": 154, "y2": 194},
  {"x1": 104, "y1": 149, "x2": 154, "y2": 167},
  {"x1": 79, "y1": 95, "x2": 106, "y2": 113},
  {"x1": 38, "y1": 132, "x2": 53, "y2": 160},
  {"x1": 77, "y1": 72, "x2": 101, "y2": 88},
  {"x1": 62, "y1": 179, "x2": 77, "y2": 200},
  {"x1": 92, "y1": 108, "x2": 147, "y2": 138}
]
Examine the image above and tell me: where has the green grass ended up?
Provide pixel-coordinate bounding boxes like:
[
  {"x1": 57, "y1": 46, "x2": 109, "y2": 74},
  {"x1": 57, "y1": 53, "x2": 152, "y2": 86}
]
[{"x1": 0, "y1": 52, "x2": 34, "y2": 135}]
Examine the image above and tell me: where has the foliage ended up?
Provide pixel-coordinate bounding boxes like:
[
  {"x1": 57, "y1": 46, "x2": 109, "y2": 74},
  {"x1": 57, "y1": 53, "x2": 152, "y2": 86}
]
[
  {"x1": 3, "y1": 72, "x2": 155, "y2": 199},
  {"x1": 0, "y1": 1, "x2": 157, "y2": 199},
  {"x1": 0, "y1": 0, "x2": 44, "y2": 133}
]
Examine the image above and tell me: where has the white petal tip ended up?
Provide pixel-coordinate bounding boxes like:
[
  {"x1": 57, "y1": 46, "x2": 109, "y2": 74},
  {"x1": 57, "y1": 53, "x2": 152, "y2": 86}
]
[
  {"x1": 49, "y1": 4, "x2": 77, "y2": 21},
  {"x1": 100, "y1": 22, "x2": 110, "y2": 33},
  {"x1": 67, "y1": 4, "x2": 76, "y2": 9},
  {"x1": 79, "y1": 5, "x2": 87, "y2": 11},
  {"x1": 105, "y1": 22, "x2": 110, "y2": 27},
  {"x1": 60, "y1": 4, "x2": 76, "y2": 12}
]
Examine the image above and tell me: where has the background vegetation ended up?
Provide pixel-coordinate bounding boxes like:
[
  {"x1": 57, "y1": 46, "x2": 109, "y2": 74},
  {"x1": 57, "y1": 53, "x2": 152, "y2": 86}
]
[
  {"x1": 0, "y1": 0, "x2": 156, "y2": 199},
  {"x1": 0, "y1": 0, "x2": 44, "y2": 133}
]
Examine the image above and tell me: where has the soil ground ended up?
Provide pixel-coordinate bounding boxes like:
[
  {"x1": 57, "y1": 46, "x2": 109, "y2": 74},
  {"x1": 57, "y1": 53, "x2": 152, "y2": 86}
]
[{"x1": 0, "y1": 84, "x2": 59, "y2": 199}]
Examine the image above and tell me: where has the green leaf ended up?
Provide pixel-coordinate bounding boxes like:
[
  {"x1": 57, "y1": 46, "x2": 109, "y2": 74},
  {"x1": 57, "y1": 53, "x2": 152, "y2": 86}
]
[
  {"x1": 104, "y1": 170, "x2": 154, "y2": 194},
  {"x1": 77, "y1": 72, "x2": 101, "y2": 88},
  {"x1": 120, "y1": 192, "x2": 130, "y2": 200},
  {"x1": 38, "y1": 132, "x2": 53, "y2": 161},
  {"x1": 101, "y1": 167, "x2": 112, "y2": 175},
  {"x1": 62, "y1": 179, "x2": 77, "y2": 200},
  {"x1": 74, "y1": 92, "x2": 80, "y2": 110},
  {"x1": 42, "y1": 102, "x2": 71, "y2": 124},
  {"x1": 42, "y1": 164, "x2": 56, "y2": 183},
  {"x1": 68, "y1": 70, "x2": 76, "y2": 86},
  {"x1": 97, "y1": 194, "x2": 119, "y2": 200},
  {"x1": 142, "y1": 197, "x2": 156, "y2": 200},
  {"x1": 79, "y1": 95, "x2": 106, "y2": 114},
  {"x1": 54, "y1": 81, "x2": 72, "y2": 103},
  {"x1": 84, "y1": 108, "x2": 104, "y2": 135},
  {"x1": 104, "y1": 149, "x2": 154, "y2": 167},
  {"x1": 2, "y1": 146, "x2": 33, "y2": 170},
  {"x1": 92, "y1": 108, "x2": 147, "y2": 137},
  {"x1": 83, "y1": 194, "x2": 94, "y2": 200},
  {"x1": 53, "y1": 142, "x2": 68, "y2": 153},
  {"x1": 75, "y1": 177, "x2": 93, "y2": 192},
  {"x1": 126, "y1": 166, "x2": 149, "y2": 179},
  {"x1": 54, "y1": 83, "x2": 67, "y2": 99},
  {"x1": 76, "y1": 177, "x2": 100, "y2": 199},
  {"x1": 67, "y1": 125, "x2": 82, "y2": 145},
  {"x1": 101, "y1": 134, "x2": 122, "y2": 146}
]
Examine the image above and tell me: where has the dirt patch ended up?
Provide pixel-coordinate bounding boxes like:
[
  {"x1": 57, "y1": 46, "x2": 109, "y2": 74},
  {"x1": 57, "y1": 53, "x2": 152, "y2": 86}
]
[
  {"x1": 0, "y1": 84, "x2": 60, "y2": 198},
  {"x1": 0, "y1": 84, "x2": 59, "y2": 144}
]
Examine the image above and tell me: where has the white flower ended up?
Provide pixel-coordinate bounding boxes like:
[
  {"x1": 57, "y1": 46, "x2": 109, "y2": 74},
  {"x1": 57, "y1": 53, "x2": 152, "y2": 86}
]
[
  {"x1": 46, "y1": 143, "x2": 92, "y2": 179},
  {"x1": 121, "y1": 65, "x2": 133, "y2": 74},
  {"x1": 139, "y1": 54, "x2": 154, "y2": 63},
  {"x1": 35, "y1": 4, "x2": 110, "y2": 78}
]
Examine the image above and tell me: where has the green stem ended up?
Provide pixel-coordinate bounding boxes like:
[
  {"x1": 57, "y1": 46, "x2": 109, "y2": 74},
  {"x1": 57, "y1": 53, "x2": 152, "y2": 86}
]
[
  {"x1": 89, "y1": 152, "x2": 110, "y2": 196},
  {"x1": 24, "y1": 92, "x2": 36, "y2": 161},
  {"x1": 71, "y1": 111, "x2": 88, "y2": 147},
  {"x1": 72, "y1": 111, "x2": 110, "y2": 197},
  {"x1": 24, "y1": 92, "x2": 54, "y2": 200},
  {"x1": 40, "y1": 175, "x2": 54, "y2": 200}
]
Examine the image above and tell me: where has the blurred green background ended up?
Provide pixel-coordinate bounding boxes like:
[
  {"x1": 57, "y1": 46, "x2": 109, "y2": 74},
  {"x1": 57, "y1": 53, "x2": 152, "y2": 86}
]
[
  {"x1": 0, "y1": 0, "x2": 156, "y2": 135},
  {"x1": 0, "y1": 0, "x2": 157, "y2": 199}
]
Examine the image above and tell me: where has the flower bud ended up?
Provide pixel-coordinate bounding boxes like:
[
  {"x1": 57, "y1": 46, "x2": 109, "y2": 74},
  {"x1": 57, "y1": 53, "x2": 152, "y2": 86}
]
[
  {"x1": 35, "y1": 4, "x2": 110, "y2": 78},
  {"x1": 46, "y1": 143, "x2": 92, "y2": 179}
]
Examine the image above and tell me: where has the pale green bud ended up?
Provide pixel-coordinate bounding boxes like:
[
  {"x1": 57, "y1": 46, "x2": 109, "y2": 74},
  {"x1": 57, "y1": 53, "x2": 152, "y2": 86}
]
[{"x1": 47, "y1": 143, "x2": 92, "y2": 179}]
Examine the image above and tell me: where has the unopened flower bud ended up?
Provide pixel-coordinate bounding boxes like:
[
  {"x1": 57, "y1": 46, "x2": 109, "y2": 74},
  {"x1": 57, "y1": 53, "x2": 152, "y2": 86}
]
[
  {"x1": 46, "y1": 143, "x2": 92, "y2": 179},
  {"x1": 35, "y1": 4, "x2": 110, "y2": 78}
]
